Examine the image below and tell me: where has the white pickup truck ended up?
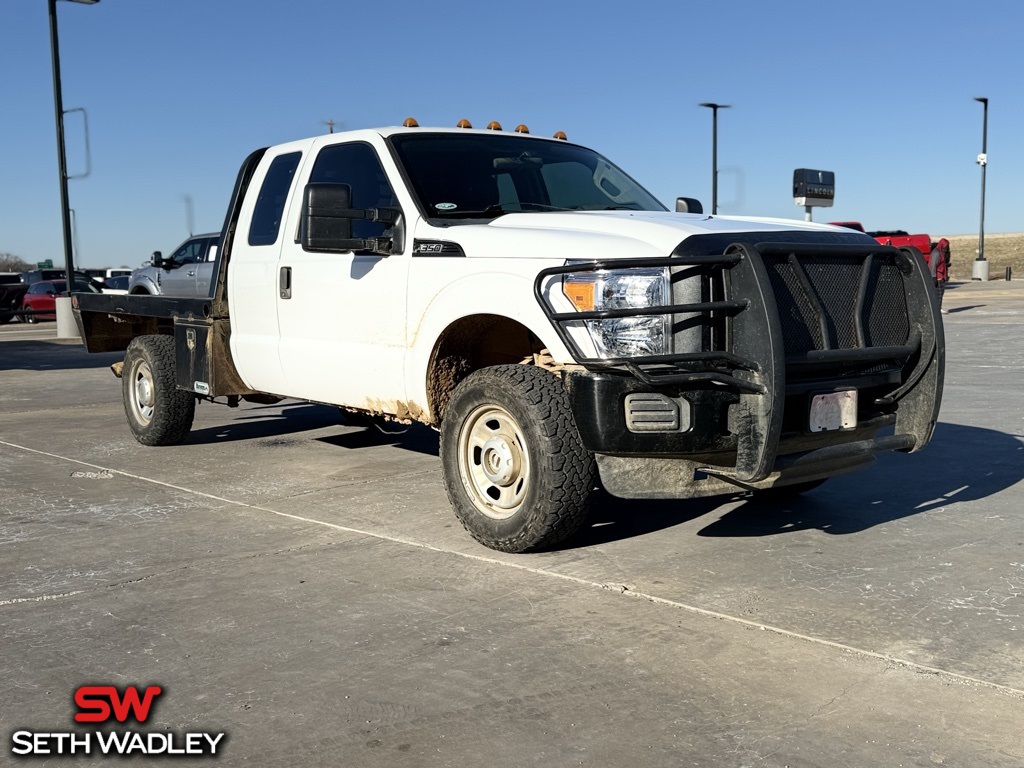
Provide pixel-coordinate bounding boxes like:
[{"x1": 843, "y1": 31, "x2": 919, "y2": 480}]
[{"x1": 74, "y1": 122, "x2": 944, "y2": 552}]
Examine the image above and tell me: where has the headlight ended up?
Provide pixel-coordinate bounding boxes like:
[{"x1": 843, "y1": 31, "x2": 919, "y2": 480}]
[{"x1": 562, "y1": 267, "x2": 670, "y2": 359}]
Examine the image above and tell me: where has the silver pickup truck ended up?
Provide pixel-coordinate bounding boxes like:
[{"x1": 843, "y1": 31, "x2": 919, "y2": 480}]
[{"x1": 128, "y1": 232, "x2": 220, "y2": 296}]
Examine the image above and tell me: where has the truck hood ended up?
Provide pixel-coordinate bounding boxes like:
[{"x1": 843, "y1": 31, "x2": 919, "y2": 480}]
[{"x1": 423, "y1": 210, "x2": 846, "y2": 260}]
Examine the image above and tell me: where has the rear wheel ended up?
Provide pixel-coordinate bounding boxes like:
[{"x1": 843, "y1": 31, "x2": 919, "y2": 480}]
[
  {"x1": 122, "y1": 335, "x2": 195, "y2": 445},
  {"x1": 440, "y1": 365, "x2": 596, "y2": 553},
  {"x1": 22, "y1": 303, "x2": 37, "y2": 324}
]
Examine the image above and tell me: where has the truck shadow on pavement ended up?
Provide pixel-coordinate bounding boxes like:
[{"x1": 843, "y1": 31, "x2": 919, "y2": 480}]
[
  {"x1": 186, "y1": 404, "x2": 342, "y2": 444},
  {"x1": 566, "y1": 492, "x2": 730, "y2": 549},
  {"x1": 185, "y1": 410, "x2": 1020, "y2": 546},
  {"x1": 186, "y1": 404, "x2": 441, "y2": 456},
  {"x1": 0, "y1": 341, "x2": 123, "y2": 371},
  {"x1": 697, "y1": 422, "x2": 1023, "y2": 538},
  {"x1": 316, "y1": 423, "x2": 439, "y2": 456},
  {"x1": 569, "y1": 422, "x2": 1023, "y2": 547}
]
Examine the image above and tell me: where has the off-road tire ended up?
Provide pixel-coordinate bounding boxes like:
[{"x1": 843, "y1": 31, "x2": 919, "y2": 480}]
[
  {"x1": 440, "y1": 364, "x2": 596, "y2": 553},
  {"x1": 122, "y1": 335, "x2": 195, "y2": 446}
]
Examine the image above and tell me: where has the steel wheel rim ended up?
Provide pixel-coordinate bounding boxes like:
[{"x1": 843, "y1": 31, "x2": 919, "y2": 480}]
[
  {"x1": 458, "y1": 404, "x2": 530, "y2": 520},
  {"x1": 130, "y1": 360, "x2": 156, "y2": 425}
]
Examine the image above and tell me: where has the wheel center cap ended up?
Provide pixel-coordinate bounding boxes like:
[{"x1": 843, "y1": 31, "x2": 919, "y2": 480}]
[
  {"x1": 480, "y1": 438, "x2": 518, "y2": 485},
  {"x1": 137, "y1": 378, "x2": 153, "y2": 406}
]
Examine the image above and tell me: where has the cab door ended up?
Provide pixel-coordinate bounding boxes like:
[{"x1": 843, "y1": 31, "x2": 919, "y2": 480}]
[
  {"x1": 195, "y1": 239, "x2": 219, "y2": 297},
  {"x1": 227, "y1": 145, "x2": 305, "y2": 396},
  {"x1": 275, "y1": 138, "x2": 409, "y2": 410}
]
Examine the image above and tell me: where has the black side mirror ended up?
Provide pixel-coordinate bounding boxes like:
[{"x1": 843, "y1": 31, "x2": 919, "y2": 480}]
[
  {"x1": 675, "y1": 197, "x2": 703, "y2": 214},
  {"x1": 300, "y1": 182, "x2": 398, "y2": 255},
  {"x1": 151, "y1": 251, "x2": 164, "y2": 268},
  {"x1": 302, "y1": 182, "x2": 354, "y2": 249}
]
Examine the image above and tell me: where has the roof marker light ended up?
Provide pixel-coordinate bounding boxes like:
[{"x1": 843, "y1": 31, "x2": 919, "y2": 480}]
[
  {"x1": 403, "y1": 117, "x2": 419, "y2": 127},
  {"x1": 515, "y1": 124, "x2": 530, "y2": 134},
  {"x1": 486, "y1": 121, "x2": 502, "y2": 131},
  {"x1": 553, "y1": 131, "x2": 567, "y2": 140},
  {"x1": 456, "y1": 119, "x2": 473, "y2": 129}
]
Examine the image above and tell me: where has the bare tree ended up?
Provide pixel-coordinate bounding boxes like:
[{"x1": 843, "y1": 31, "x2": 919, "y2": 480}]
[{"x1": 0, "y1": 253, "x2": 31, "y2": 272}]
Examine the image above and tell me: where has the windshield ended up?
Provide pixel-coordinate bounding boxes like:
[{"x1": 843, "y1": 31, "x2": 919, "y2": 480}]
[{"x1": 389, "y1": 133, "x2": 666, "y2": 220}]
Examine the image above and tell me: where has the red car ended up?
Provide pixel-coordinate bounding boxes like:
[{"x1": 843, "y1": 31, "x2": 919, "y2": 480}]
[
  {"x1": 829, "y1": 222, "x2": 932, "y2": 255},
  {"x1": 21, "y1": 279, "x2": 101, "y2": 323}
]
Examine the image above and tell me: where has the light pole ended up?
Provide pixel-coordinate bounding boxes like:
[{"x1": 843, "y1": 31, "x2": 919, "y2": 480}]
[
  {"x1": 973, "y1": 97, "x2": 989, "y2": 281},
  {"x1": 183, "y1": 194, "x2": 195, "y2": 236},
  {"x1": 699, "y1": 102, "x2": 730, "y2": 214},
  {"x1": 48, "y1": 0, "x2": 99, "y2": 291}
]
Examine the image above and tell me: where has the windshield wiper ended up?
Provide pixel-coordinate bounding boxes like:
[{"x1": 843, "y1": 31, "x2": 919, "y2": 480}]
[
  {"x1": 432, "y1": 202, "x2": 580, "y2": 220},
  {"x1": 514, "y1": 203, "x2": 579, "y2": 212},
  {"x1": 433, "y1": 204, "x2": 508, "y2": 220}
]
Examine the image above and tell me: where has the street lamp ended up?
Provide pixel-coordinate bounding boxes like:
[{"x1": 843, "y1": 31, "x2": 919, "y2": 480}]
[
  {"x1": 698, "y1": 102, "x2": 730, "y2": 214},
  {"x1": 973, "y1": 97, "x2": 989, "y2": 281},
  {"x1": 48, "y1": 0, "x2": 99, "y2": 292},
  {"x1": 183, "y1": 194, "x2": 195, "y2": 236}
]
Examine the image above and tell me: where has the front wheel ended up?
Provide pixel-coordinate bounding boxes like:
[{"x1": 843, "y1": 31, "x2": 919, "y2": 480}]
[
  {"x1": 122, "y1": 335, "x2": 195, "y2": 445},
  {"x1": 440, "y1": 365, "x2": 596, "y2": 553}
]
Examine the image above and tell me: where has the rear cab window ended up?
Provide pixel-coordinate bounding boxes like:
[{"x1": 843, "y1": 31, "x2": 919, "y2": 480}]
[{"x1": 249, "y1": 152, "x2": 302, "y2": 246}]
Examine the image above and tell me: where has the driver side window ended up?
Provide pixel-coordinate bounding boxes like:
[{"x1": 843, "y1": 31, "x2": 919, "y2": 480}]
[
  {"x1": 172, "y1": 239, "x2": 206, "y2": 265},
  {"x1": 308, "y1": 143, "x2": 396, "y2": 239}
]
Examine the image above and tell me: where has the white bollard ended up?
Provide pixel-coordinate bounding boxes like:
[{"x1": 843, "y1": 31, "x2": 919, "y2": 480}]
[{"x1": 54, "y1": 296, "x2": 80, "y2": 339}]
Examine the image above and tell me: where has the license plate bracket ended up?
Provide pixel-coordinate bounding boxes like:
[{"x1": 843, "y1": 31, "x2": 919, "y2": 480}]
[{"x1": 809, "y1": 390, "x2": 858, "y2": 432}]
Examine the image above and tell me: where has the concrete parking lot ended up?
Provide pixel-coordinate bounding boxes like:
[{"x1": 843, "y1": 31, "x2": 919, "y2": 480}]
[{"x1": 2, "y1": 280, "x2": 1023, "y2": 767}]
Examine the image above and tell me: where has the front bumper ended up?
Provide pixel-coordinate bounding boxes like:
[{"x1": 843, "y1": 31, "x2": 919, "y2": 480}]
[
  {"x1": 564, "y1": 368, "x2": 917, "y2": 498},
  {"x1": 536, "y1": 235, "x2": 944, "y2": 497}
]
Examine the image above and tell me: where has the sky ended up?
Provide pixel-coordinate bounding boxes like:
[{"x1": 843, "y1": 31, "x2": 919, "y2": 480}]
[{"x1": 1, "y1": 0, "x2": 1021, "y2": 270}]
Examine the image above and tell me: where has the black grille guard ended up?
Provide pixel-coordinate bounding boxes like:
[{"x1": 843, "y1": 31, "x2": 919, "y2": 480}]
[{"x1": 534, "y1": 240, "x2": 944, "y2": 482}]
